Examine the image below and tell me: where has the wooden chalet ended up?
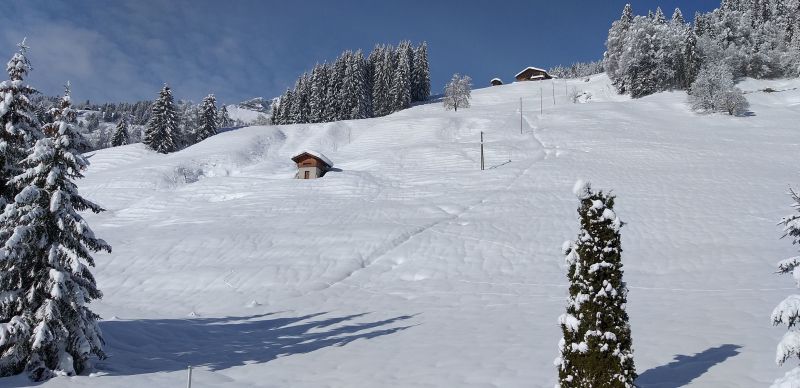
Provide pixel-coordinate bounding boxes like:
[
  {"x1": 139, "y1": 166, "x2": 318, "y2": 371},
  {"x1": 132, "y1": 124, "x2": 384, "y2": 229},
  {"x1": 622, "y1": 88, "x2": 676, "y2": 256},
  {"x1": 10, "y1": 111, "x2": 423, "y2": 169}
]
[
  {"x1": 514, "y1": 67, "x2": 553, "y2": 82},
  {"x1": 490, "y1": 78, "x2": 503, "y2": 86},
  {"x1": 292, "y1": 151, "x2": 333, "y2": 179}
]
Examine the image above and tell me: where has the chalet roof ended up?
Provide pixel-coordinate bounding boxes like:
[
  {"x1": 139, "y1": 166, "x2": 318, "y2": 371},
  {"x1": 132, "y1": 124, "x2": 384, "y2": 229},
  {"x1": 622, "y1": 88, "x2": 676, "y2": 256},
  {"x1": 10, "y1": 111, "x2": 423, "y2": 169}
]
[
  {"x1": 514, "y1": 67, "x2": 549, "y2": 78},
  {"x1": 491, "y1": 78, "x2": 503, "y2": 83},
  {"x1": 291, "y1": 150, "x2": 333, "y2": 167}
]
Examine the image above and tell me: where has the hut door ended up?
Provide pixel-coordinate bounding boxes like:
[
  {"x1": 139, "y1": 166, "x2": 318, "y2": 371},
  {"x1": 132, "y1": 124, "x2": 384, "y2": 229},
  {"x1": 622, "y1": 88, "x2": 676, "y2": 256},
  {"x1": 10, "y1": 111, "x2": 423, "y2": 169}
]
[{"x1": 304, "y1": 171, "x2": 310, "y2": 179}]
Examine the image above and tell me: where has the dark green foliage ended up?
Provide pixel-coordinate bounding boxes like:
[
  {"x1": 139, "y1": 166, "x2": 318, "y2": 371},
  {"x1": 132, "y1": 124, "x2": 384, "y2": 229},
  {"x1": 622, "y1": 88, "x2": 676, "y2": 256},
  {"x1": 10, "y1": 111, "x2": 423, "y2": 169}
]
[
  {"x1": 111, "y1": 119, "x2": 129, "y2": 147},
  {"x1": 556, "y1": 182, "x2": 635, "y2": 388},
  {"x1": 143, "y1": 85, "x2": 178, "y2": 154},
  {"x1": 0, "y1": 41, "x2": 42, "y2": 207},
  {"x1": 196, "y1": 94, "x2": 218, "y2": 142},
  {"x1": 0, "y1": 87, "x2": 110, "y2": 381}
]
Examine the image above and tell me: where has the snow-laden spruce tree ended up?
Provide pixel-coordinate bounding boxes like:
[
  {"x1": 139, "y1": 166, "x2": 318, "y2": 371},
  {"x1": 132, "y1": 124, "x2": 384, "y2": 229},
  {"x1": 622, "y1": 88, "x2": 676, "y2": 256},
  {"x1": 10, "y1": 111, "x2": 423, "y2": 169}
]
[
  {"x1": 217, "y1": 104, "x2": 232, "y2": 128},
  {"x1": 605, "y1": 4, "x2": 634, "y2": 94},
  {"x1": 110, "y1": 119, "x2": 129, "y2": 147},
  {"x1": 143, "y1": 85, "x2": 178, "y2": 154},
  {"x1": 771, "y1": 188, "x2": 800, "y2": 387},
  {"x1": 411, "y1": 42, "x2": 431, "y2": 102},
  {"x1": 688, "y1": 64, "x2": 749, "y2": 115},
  {"x1": 389, "y1": 45, "x2": 412, "y2": 113},
  {"x1": 0, "y1": 85, "x2": 111, "y2": 381},
  {"x1": 443, "y1": 74, "x2": 472, "y2": 112},
  {"x1": 196, "y1": 94, "x2": 218, "y2": 142},
  {"x1": 0, "y1": 39, "x2": 43, "y2": 207},
  {"x1": 555, "y1": 180, "x2": 635, "y2": 388}
]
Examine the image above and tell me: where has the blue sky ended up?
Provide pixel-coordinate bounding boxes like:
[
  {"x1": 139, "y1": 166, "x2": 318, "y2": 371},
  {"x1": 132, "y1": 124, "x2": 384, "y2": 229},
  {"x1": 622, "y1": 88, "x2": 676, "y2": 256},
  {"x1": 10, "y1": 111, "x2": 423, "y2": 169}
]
[{"x1": 1, "y1": 1, "x2": 720, "y2": 105}]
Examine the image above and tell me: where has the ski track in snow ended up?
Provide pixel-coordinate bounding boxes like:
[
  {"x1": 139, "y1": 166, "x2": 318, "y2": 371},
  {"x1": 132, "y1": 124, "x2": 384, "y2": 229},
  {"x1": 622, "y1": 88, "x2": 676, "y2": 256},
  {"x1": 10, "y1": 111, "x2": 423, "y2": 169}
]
[{"x1": 18, "y1": 75, "x2": 800, "y2": 388}]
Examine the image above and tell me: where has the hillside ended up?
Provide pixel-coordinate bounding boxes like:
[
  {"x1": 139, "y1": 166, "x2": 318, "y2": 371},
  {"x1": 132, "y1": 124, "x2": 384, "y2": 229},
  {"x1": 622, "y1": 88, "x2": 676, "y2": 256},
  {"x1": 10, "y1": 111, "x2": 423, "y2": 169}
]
[{"x1": 12, "y1": 74, "x2": 800, "y2": 388}]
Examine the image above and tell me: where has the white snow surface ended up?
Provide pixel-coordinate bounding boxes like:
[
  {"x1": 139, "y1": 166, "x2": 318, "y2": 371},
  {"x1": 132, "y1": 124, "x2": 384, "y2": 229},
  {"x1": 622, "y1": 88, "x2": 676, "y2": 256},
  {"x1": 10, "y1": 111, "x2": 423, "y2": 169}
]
[
  {"x1": 11, "y1": 74, "x2": 800, "y2": 387},
  {"x1": 225, "y1": 104, "x2": 265, "y2": 124}
]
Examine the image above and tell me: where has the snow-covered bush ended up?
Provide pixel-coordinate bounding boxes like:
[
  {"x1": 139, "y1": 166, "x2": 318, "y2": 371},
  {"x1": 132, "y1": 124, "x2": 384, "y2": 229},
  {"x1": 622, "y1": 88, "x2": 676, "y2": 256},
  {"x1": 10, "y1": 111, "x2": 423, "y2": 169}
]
[
  {"x1": 772, "y1": 188, "x2": 800, "y2": 387},
  {"x1": 555, "y1": 180, "x2": 636, "y2": 388},
  {"x1": 443, "y1": 74, "x2": 472, "y2": 112},
  {"x1": 719, "y1": 88, "x2": 750, "y2": 116},
  {"x1": 688, "y1": 64, "x2": 749, "y2": 115}
]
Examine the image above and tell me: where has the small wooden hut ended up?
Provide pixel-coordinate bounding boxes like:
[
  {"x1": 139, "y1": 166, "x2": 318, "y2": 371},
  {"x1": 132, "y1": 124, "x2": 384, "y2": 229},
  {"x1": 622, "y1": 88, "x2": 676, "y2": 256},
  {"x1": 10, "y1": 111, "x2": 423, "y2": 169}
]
[
  {"x1": 514, "y1": 67, "x2": 553, "y2": 82},
  {"x1": 292, "y1": 151, "x2": 333, "y2": 179},
  {"x1": 490, "y1": 78, "x2": 503, "y2": 86}
]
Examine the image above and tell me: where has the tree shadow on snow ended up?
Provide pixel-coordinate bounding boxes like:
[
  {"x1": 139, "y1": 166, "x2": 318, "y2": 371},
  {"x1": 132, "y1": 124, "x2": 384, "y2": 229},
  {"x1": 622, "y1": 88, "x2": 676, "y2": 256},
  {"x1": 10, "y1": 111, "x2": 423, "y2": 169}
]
[
  {"x1": 635, "y1": 344, "x2": 742, "y2": 388},
  {"x1": 92, "y1": 312, "x2": 415, "y2": 377}
]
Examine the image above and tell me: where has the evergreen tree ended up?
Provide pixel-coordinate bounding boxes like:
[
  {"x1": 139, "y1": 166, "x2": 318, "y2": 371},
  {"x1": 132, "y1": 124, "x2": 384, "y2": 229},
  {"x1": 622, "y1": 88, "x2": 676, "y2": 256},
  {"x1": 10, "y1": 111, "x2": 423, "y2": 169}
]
[
  {"x1": 217, "y1": 105, "x2": 232, "y2": 128},
  {"x1": 672, "y1": 8, "x2": 685, "y2": 25},
  {"x1": 411, "y1": 42, "x2": 431, "y2": 102},
  {"x1": 0, "y1": 85, "x2": 111, "y2": 381},
  {"x1": 389, "y1": 44, "x2": 412, "y2": 112},
  {"x1": 110, "y1": 119, "x2": 129, "y2": 147},
  {"x1": 346, "y1": 50, "x2": 369, "y2": 119},
  {"x1": 196, "y1": 94, "x2": 218, "y2": 142},
  {"x1": 772, "y1": 188, "x2": 800, "y2": 386},
  {"x1": 556, "y1": 181, "x2": 635, "y2": 388},
  {"x1": 308, "y1": 64, "x2": 326, "y2": 123},
  {"x1": 281, "y1": 89, "x2": 296, "y2": 124},
  {"x1": 682, "y1": 30, "x2": 702, "y2": 88},
  {"x1": 269, "y1": 98, "x2": 280, "y2": 125},
  {"x1": 654, "y1": 7, "x2": 667, "y2": 24},
  {"x1": 371, "y1": 45, "x2": 390, "y2": 117},
  {"x1": 0, "y1": 40, "x2": 42, "y2": 207},
  {"x1": 605, "y1": 4, "x2": 634, "y2": 94},
  {"x1": 143, "y1": 85, "x2": 178, "y2": 154}
]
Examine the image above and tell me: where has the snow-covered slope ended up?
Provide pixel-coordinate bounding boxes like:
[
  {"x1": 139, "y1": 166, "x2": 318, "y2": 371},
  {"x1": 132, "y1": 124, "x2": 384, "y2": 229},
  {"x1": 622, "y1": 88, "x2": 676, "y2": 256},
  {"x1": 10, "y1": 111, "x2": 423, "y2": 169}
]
[
  {"x1": 13, "y1": 74, "x2": 800, "y2": 387},
  {"x1": 225, "y1": 104, "x2": 268, "y2": 124}
]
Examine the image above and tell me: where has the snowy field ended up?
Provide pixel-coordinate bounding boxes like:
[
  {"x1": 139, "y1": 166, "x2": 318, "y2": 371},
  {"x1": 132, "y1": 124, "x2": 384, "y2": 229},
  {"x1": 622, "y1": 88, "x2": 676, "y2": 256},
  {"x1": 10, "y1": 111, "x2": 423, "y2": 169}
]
[{"x1": 7, "y1": 74, "x2": 800, "y2": 387}]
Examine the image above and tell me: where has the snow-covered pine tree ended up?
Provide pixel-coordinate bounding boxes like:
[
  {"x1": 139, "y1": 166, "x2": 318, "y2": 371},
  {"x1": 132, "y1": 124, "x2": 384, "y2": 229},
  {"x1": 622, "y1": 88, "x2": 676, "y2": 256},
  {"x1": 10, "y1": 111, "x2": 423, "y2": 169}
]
[
  {"x1": 269, "y1": 98, "x2": 280, "y2": 125},
  {"x1": 143, "y1": 85, "x2": 178, "y2": 154},
  {"x1": 110, "y1": 119, "x2": 129, "y2": 147},
  {"x1": 281, "y1": 89, "x2": 296, "y2": 124},
  {"x1": 217, "y1": 105, "x2": 232, "y2": 128},
  {"x1": 289, "y1": 76, "x2": 306, "y2": 124},
  {"x1": 411, "y1": 42, "x2": 431, "y2": 102},
  {"x1": 555, "y1": 180, "x2": 635, "y2": 388},
  {"x1": 0, "y1": 39, "x2": 43, "y2": 207},
  {"x1": 196, "y1": 94, "x2": 218, "y2": 142},
  {"x1": 370, "y1": 45, "x2": 389, "y2": 117},
  {"x1": 682, "y1": 30, "x2": 702, "y2": 89},
  {"x1": 308, "y1": 64, "x2": 326, "y2": 123},
  {"x1": 175, "y1": 100, "x2": 198, "y2": 149},
  {"x1": 330, "y1": 53, "x2": 348, "y2": 121},
  {"x1": 618, "y1": 16, "x2": 661, "y2": 98},
  {"x1": 297, "y1": 72, "x2": 311, "y2": 123},
  {"x1": 320, "y1": 63, "x2": 337, "y2": 122},
  {"x1": 443, "y1": 73, "x2": 472, "y2": 112},
  {"x1": 654, "y1": 7, "x2": 667, "y2": 24},
  {"x1": 389, "y1": 44, "x2": 412, "y2": 113},
  {"x1": 605, "y1": 4, "x2": 634, "y2": 94},
  {"x1": 771, "y1": 188, "x2": 800, "y2": 386},
  {"x1": 347, "y1": 50, "x2": 369, "y2": 120},
  {"x1": 0, "y1": 85, "x2": 111, "y2": 381},
  {"x1": 672, "y1": 8, "x2": 685, "y2": 25}
]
